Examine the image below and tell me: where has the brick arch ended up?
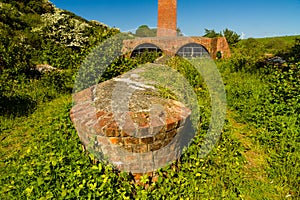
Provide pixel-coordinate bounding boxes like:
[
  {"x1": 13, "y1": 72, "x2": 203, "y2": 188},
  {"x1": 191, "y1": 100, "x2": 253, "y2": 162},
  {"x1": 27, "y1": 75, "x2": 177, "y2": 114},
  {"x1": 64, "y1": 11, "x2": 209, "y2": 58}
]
[
  {"x1": 122, "y1": 38, "x2": 165, "y2": 56},
  {"x1": 176, "y1": 42, "x2": 210, "y2": 58}
]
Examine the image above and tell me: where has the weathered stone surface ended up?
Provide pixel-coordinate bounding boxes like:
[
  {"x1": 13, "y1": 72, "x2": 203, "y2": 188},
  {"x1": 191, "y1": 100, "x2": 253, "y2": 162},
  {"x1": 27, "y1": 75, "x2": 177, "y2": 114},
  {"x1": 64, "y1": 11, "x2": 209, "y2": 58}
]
[{"x1": 71, "y1": 65, "x2": 193, "y2": 174}]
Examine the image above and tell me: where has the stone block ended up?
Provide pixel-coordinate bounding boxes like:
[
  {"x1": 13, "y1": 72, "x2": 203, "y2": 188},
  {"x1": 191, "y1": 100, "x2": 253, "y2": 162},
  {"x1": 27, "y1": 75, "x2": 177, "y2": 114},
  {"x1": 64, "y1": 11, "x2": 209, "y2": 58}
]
[
  {"x1": 133, "y1": 144, "x2": 148, "y2": 153},
  {"x1": 123, "y1": 137, "x2": 140, "y2": 145},
  {"x1": 140, "y1": 137, "x2": 154, "y2": 145}
]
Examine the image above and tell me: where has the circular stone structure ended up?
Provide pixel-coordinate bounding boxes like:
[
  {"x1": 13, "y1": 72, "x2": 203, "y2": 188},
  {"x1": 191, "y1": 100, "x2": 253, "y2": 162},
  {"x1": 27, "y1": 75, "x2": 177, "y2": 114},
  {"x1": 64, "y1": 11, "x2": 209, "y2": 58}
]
[{"x1": 70, "y1": 66, "x2": 193, "y2": 174}]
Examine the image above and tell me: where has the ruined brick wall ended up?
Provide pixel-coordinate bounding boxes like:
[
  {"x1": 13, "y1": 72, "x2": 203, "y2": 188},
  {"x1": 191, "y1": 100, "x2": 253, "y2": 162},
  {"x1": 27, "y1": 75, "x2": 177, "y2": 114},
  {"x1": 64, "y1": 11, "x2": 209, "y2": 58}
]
[
  {"x1": 157, "y1": 0, "x2": 177, "y2": 37},
  {"x1": 70, "y1": 66, "x2": 193, "y2": 174},
  {"x1": 216, "y1": 37, "x2": 231, "y2": 58}
]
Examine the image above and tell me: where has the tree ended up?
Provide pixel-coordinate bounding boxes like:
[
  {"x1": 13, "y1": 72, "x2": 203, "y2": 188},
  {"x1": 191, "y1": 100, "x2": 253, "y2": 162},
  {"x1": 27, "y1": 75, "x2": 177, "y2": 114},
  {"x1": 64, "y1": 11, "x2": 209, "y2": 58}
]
[
  {"x1": 203, "y1": 28, "x2": 241, "y2": 47},
  {"x1": 135, "y1": 25, "x2": 156, "y2": 37},
  {"x1": 222, "y1": 28, "x2": 241, "y2": 46},
  {"x1": 177, "y1": 27, "x2": 183, "y2": 36},
  {"x1": 285, "y1": 38, "x2": 300, "y2": 62},
  {"x1": 203, "y1": 29, "x2": 222, "y2": 38},
  {"x1": 135, "y1": 25, "x2": 183, "y2": 37}
]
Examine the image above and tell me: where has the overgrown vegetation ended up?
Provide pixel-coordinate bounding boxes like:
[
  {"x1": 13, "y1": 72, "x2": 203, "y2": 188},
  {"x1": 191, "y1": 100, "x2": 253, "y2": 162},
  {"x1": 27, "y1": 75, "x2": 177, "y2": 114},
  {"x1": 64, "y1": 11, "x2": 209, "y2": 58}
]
[
  {"x1": 0, "y1": 0, "x2": 119, "y2": 116},
  {"x1": 134, "y1": 25, "x2": 183, "y2": 37},
  {"x1": 203, "y1": 28, "x2": 241, "y2": 46},
  {"x1": 0, "y1": 1, "x2": 300, "y2": 199}
]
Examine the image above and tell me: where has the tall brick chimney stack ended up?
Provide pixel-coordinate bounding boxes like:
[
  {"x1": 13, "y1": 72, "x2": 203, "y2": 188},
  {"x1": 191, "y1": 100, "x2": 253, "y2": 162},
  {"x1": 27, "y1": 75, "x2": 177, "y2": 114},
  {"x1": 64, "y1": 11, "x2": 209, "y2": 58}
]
[{"x1": 157, "y1": 0, "x2": 177, "y2": 37}]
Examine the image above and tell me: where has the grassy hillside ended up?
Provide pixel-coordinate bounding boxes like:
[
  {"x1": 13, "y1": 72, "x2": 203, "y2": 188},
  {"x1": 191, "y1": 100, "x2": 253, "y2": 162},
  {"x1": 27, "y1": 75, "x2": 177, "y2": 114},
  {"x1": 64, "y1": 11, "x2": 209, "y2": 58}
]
[
  {"x1": 0, "y1": 0, "x2": 120, "y2": 116},
  {"x1": 0, "y1": 0, "x2": 119, "y2": 71},
  {"x1": 256, "y1": 35, "x2": 300, "y2": 46},
  {"x1": 238, "y1": 35, "x2": 300, "y2": 55},
  {"x1": 1, "y1": 1, "x2": 300, "y2": 199}
]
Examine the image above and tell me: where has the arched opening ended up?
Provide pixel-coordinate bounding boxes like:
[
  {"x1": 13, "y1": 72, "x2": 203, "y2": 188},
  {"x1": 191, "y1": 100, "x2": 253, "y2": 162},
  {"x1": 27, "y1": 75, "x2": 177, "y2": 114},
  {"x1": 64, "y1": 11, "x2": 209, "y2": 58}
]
[
  {"x1": 176, "y1": 43, "x2": 209, "y2": 58},
  {"x1": 130, "y1": 43, "x2": 163, "y2": 58}
]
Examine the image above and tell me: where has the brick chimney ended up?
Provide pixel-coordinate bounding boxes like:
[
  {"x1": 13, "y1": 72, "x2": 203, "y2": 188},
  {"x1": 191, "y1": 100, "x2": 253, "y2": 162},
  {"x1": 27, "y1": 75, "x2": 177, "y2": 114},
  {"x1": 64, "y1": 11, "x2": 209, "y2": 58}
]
[{"x1": 157, "y1": 0, "x2": 177, "y2": 37}]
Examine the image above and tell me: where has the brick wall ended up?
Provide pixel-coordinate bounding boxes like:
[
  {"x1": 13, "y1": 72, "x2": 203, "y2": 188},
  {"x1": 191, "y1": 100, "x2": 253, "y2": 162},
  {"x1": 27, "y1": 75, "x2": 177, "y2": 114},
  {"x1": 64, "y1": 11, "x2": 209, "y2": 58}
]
[{"x1": 123, "y1": 36, "x2": 231, "y2": 59}]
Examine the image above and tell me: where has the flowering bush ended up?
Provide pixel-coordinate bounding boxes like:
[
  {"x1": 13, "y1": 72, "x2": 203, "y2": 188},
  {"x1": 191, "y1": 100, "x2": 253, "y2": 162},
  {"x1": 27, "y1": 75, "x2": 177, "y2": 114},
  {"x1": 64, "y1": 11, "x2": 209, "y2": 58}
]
[{"x1": 34, "y1": 8, "x2": 92, "y2": 48}]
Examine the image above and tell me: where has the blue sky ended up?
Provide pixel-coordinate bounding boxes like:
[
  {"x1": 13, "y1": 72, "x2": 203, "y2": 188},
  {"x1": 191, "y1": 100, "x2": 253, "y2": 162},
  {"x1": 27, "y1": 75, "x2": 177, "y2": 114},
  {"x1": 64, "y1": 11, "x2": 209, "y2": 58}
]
[{"x1": 50, "y1": 0, "x2": 300, "y2": 38}]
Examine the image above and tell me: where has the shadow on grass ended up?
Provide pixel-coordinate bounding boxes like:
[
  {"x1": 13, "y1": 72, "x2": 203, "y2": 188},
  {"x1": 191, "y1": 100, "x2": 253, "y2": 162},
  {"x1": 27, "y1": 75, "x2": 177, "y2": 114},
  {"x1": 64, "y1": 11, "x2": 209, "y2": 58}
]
[{"x1": 0, "y1": 94, "x2": 37, "y2": 117}]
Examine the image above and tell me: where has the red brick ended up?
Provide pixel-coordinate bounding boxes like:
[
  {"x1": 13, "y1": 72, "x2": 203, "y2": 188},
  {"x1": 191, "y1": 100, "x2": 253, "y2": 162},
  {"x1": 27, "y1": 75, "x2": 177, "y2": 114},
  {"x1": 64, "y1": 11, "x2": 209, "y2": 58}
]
[
  {"x1": 92, "y1": 122, "x2": 104, "y2": 135},
  {"x1": 70, "y1": 53, "x2": 202, "y2": 177},
  {"x1": 165, "y1": 129, "x2": 177, "y2": 139},
  {"x1": 150, "y1": 116, "x2": 165, "y2": 128},
  {"x1": 125, "y1": 155, "x2": 136, "y2": 162},
  {"x1": 72, "y1": 87, "x2": 92, "y2": 104},
  {"x1": 132, "y1": 112, "x2": 149, "y2": 127},
  {"x1": 137, "y1": 126, "x2": 151, "y2": 138},
  {"x1": 162, "y1": 137, "x2": 172, "y2": 147},
  {"x1": 98, "y1": 117, "x2": 112, "y2": 127},
  {"x1": 123, "y1": 145, "x2": 133, "y2": 153},
  {"x1": 165, "y1": 117, "x2": 178, "y2": 131},
  {"x1": 140, "y1": 137, "x2": 154, "y2": 145},
  {"x1": 105, "y1": 127, "x2": 120, "y2": 137},
  {"x1": 155, "y1": 157, "x2": 168, "y2": 167},
  {"x1": 148, "y1": 141, "x2": 163, "y2": 151},
  {"x1": 105, "y1": 121, "x2": 120, "y2": 137},
  {"x1": 96, "y1": 110, "x2": 106, "y2": 118},
  {"x1": 133, "y1": 144, "x2": 148, "y2": 153},
  {"x1": 154, "y1": 132, "x2": 166, "y2": 141},
  {"x1": 109, "y1": 138, "x2": 123, "y2": 145},
  {"x1": 123, "y1": 137, "x2": 140, "y2": 145},
  {"x1": 121, "y1": 131, "x2": 130, "y2": 137},
  {"x1": 97, "y1": 136, "x2": 110, "y2": 146},
  {"x1": 70, "y1": 102, "x2": 91, "y2": 116},
  {"x1": 121, "y1": 114, "x2": 137, "y2": 136},
  {"x1": 140, "y1": 153, "x2": 154, "y2": 161}
]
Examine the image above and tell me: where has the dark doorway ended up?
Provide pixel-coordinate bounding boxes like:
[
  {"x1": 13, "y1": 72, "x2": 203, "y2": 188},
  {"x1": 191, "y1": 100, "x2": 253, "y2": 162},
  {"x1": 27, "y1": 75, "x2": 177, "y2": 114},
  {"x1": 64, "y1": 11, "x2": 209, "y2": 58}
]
[
  {"x1": 131, "y1": 43, "x2": 163, "y2": 58},
  {"x1": 176, "y1": 43, "x2": 209, "y2": 58}
]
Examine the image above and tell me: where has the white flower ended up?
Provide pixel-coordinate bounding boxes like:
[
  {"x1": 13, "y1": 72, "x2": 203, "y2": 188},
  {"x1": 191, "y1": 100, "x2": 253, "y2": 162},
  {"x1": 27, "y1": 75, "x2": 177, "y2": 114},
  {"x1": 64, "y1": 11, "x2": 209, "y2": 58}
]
[{"x1": 34, "y1": 8, "x2": 92, "y2": 48}]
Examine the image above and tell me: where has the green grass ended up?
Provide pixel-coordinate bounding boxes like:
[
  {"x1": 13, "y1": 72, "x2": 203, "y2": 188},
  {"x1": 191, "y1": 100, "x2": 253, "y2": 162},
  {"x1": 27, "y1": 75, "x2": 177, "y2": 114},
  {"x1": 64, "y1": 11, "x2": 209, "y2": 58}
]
[
  {"x1": 0, "y1": 94, "x2": 245, "y2": 199},
  {"x1": 1, "y1": 40, "x2": 300, "y2": 198},
  {"x1": 219, "y1": 60, "x2": 300, "y2": 198},
  {"x1": 255, "y1": 35, "x2": 300, "y2": 45},
  {"x1": 239, "y1": 35, "x2": 300, "y2": 55}
]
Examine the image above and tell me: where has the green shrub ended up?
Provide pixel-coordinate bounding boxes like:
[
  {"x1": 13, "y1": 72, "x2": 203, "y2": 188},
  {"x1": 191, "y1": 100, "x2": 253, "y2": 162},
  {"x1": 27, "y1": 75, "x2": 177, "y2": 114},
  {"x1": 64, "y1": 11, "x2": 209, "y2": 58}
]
[
  {"x1": 227, "y1": 38, "x2": 266, "y2": 72},
  {"x1": 286, "y1": 38, "x2": 300, "y2": 63}
]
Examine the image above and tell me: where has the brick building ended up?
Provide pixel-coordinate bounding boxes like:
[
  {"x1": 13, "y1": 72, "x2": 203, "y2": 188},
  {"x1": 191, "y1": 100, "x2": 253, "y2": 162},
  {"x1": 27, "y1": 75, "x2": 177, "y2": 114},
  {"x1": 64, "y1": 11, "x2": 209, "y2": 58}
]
[{"x1": 123, "y1": 0, "x2": 231, "y2": 59}]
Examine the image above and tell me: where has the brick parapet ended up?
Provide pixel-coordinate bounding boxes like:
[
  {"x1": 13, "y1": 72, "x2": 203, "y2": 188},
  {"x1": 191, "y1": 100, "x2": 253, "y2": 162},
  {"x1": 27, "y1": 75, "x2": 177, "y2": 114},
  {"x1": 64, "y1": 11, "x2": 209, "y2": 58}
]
[{"x1": 70, "y1": 65, "x2": 193, "y2": 174}]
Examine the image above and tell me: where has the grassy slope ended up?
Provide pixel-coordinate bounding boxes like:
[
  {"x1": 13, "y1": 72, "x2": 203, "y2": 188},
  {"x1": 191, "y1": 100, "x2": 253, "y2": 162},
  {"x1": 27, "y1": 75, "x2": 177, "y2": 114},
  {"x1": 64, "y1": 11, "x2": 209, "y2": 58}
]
[
  {"x1": 1, "y1": 64, "x2": 298, "y2": 199},
  {"x1": 255, "y1": 35, "x2": 300, "y2": 45},
  {"x1": 0, "y1": 2, "x2": 299, "y2": 196},
  {"x1": 244, "y1": 35, "x2": 300, "y2": 55}
]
